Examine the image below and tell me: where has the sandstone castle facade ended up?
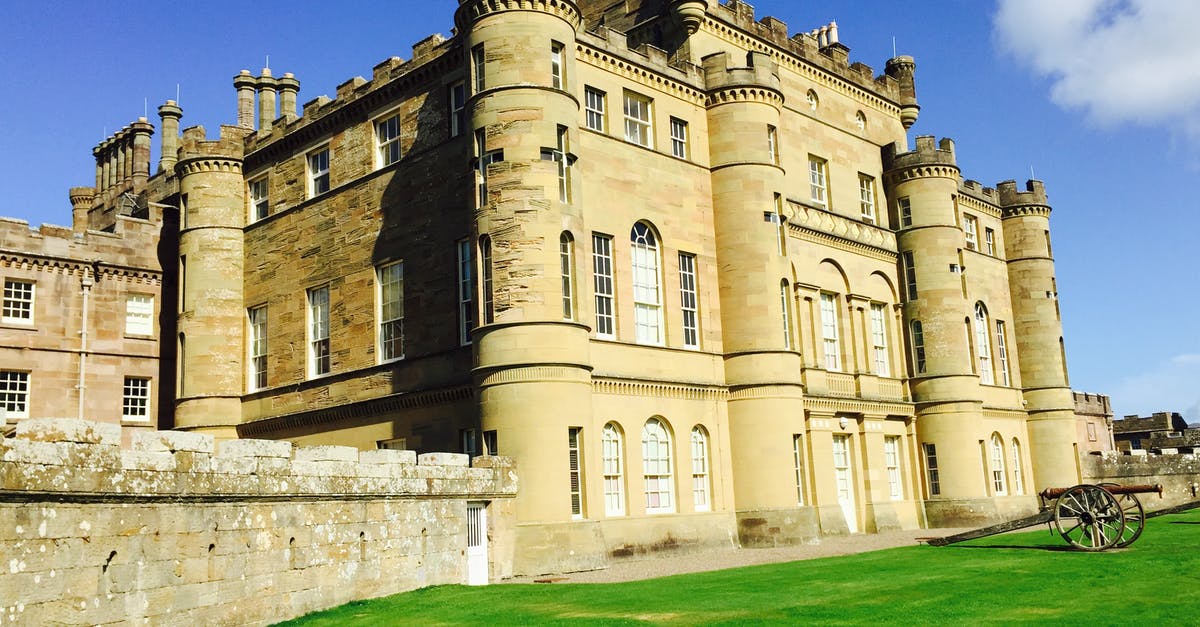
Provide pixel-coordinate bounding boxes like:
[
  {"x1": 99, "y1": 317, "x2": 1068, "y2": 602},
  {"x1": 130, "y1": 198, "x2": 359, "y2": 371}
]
[{"x1": 1, "y1": 0, "x2": 1083, "y2": 575}]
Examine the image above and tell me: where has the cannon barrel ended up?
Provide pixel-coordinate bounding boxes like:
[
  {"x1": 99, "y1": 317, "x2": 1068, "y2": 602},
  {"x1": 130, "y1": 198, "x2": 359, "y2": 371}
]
[{"x1": 1040, "y1": 483, "x2": 1162, "y2": 500}]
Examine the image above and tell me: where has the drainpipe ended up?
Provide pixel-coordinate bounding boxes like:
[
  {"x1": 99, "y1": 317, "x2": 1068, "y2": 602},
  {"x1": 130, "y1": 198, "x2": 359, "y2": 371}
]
[{"x1": 77, "y1": 263, "x2": 97, "y2": 420}]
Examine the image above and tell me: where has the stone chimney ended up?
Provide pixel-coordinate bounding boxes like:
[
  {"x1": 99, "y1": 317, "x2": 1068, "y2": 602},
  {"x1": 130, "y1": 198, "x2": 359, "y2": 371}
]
[
  {"x1": 257, "y1": 68, "x2": 277, "y2": 132},
  {"x1": 277, "y1": 72, "x2": 300, "y2": 122},
  {"x1": 157, "y1": 100, "x2": 183, "y2": 173},
  {"x1": 234, "y1": 70, "x2": 256, "y2": 128},
  {"x1": 130, "y1": 117, "x2": 154, "y2": 188}
]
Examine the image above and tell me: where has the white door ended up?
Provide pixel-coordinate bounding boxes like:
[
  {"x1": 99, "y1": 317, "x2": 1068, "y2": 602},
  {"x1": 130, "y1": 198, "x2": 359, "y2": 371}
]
[
  {"x1": 466, "y1": 502, "x2": 488, "y2": 585},
  {"x1": 832, "y1": 435, "x2": 858, "y2": 533}
]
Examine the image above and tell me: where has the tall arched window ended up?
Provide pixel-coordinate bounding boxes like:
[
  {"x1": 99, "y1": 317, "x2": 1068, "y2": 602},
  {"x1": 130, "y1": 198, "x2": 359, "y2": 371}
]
[
  {"x1": 1011, "y1": 438, "x2": 1024, "y2": 495},
  {"x1": 642, "y1": 418, "x2": 674, "y2": 513},
  {"x1": 479, "y1": 235, "x2": 494, "y2": 323},
  {"x1": 975, "y1": 303, "x2": 994, "y2": 384},
  {"x1": 631, "y1": 223, "x2": 663, "y2": 345},
  {"x1": 559, "y1": 232, "x2": 575, "y2": 321},
  {"x1": 602, "y1": 423, "x2": 625, "y2": 516},
  {"x1": 990, "y1": 433, "x2": 1007, "y2": 495},
  {"x1": 691, "y1": 426, "x2": 710, "y2": 511}
]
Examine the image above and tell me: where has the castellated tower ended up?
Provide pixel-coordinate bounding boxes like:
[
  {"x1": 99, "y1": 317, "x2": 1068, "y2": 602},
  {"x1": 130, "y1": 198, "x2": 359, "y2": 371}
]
[
  {"x1": 999, "y1": 180, "x2": 1080, "y2": 490},
  {"x1": 455, "y1": 0, "x2": 598, "y2": 570},
  {"x1": 885, "y1": 137, "x2": 998, "y2": 522},
  {"x1": 174, "y1": 125, "x2": 250, "y2": 437},
  {"x1": 700, "y1": 51, "x2": 809, "y2": 540}
]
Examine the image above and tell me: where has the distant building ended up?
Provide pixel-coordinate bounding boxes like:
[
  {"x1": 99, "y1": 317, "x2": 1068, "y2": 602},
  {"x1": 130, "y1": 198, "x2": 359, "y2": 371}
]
[
  {"x1": 1, "y1": 0, "x2": 1090, "y2": 575},
  {"x1": 1113, "y1": 412, "x2": 1190, "y2": 452},
  {"x1": 1073, "y1": 391, "x2": 1114, "y2": 454}
]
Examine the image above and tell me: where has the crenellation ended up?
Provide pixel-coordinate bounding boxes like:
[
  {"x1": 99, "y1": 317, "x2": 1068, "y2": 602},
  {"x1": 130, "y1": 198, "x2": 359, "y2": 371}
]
[
  {"x1": 997, "y1": 178, "x2": 1048, "y2": 208},
  {"x1": 335, "y1": 76, "x2": 369, "y2": 100},
  {"x1": 412, "y1": 33, "x2": 448, "y2": 63}
]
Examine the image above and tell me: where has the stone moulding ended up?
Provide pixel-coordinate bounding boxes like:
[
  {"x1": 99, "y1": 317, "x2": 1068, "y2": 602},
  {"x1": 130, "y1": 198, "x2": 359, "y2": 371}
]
[
  {"x1": 786, "y1": 200, "x2": 897, "y2": 260},
  {"x1": 455, "y1": 0, "x2": 582, "y2": 30}
]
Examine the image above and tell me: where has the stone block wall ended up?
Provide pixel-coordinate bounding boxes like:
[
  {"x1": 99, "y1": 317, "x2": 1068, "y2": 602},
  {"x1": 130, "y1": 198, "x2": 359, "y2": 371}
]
[
  {"x1": 0, "y1": 419, "x2": 517, "y2": 625},
  {"x1": 1082, "y1": 452, "x2": 1200, "y2": 511}
]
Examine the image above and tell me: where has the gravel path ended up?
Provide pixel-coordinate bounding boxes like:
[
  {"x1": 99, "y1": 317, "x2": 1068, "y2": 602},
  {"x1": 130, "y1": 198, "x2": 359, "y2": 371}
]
[{"x1": 505, "y1": 528, "x2": 974, "y2": 584}]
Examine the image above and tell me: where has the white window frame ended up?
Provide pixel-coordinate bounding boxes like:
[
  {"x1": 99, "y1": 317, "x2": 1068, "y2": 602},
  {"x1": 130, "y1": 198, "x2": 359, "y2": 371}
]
[
  {"x1": 592, "y1": 233, "x2": 615, "y2": 339},
  {"x1": 377, "y1": 262, "x2": 405, "y2": 362},
  {"x1": 602, "y1": 423, "x2": 625, "y2": 516},
  {"x1": 630, "y1": 223, "x2": 663, "y2": 345},
  {"x1": 125, "y1": 293, "x2": 154, "y2": 336},
  {"x1": 690, "y1": 426, "x2": 710, "y2": 512},
  {"x1": 963, "y1": 214, "x2": 978, "y2": 251},
  {"x1": 307, "y1": 286, "x2": 330, "y2": 377},
  {"x1": 669, "y1": 117, "x2": 688, "y2": 159},
  {"x1": 991, "y1": 433, "x2": 1007, "y2": 495},
  {"x1": 249, "y1": 176, "x2": 269, "y2": 222},
  {"x1": 551, "y1": 41, "x2": 565, "y2": 89},
  {"x1": 480, "y1": 235, "x2": 494, "y2": 324},
  {"x1": 472, "y1": 44, "x2": 485, "y2": 93},
  {"x1": 560, "y1": 232, "x2": 575, "y2": 321},
  {"x1": 808, "y1": 156, "x2": 828, "y2": 208},
  {"x1": 2, "y1": 279, "x2": 34, "y2": 325},
  {"x1": 820, "y1": 292, "x2": 841, "y2": 371},
  {"x1": 1011, "y1": 438, "x2": 1024, "y2": 495},
  {"x1": 923, "y1": 442, "x2": 940, "y2": 496},
  {"x1": 985, "y1": 227, "x2": 996, "y2": 256},
  {"x1": 1, "y1": 371, "x2": 30, "y2": 420},
  {"x1": 996, "y1": 320, "x2": 1011, "y2": 386},
  {"x1": 767, "y1": 124, "x2": 779, "y2": 165},
  {"x1": 307, "y1": 146, "x2": 330, "y2": 198},
  {"x1": 903, "y1": 251, "x2": 917, "y2": 300},
  {"x1": 975, "y1": 303, "x2": 994, "y2": 384},
  {"x1": 678, "y1": 253, "x2": 698, "y2": 349},
  {"x1": 911, "y1": 319, "x2": 926, "y2": 374},
  {"x1": 449, "y1": 81, "x2": 466, "y2": 138},
  {"x1": 899, "y1": 197, "x2": 912, "y2": 228},
  {"x1": 457, "y1": 239, "x2": 473, "y2": 345},
  {"x1": 859, "y1": 174, "x2": 876, "y2": 224},
  {"x1": 642, "y1": 418, "x2": 674, "y2": 514},
  {"x1": 773, "y1": 193, "x2": 786, "y2": 255},
  {"x1": 248, "y1": 305, "x2": 267, "y2": 391},
  {"x1": 793, "y1": 434, "x2": 806, "y2": 505},
  {"x1": 885, "y1": 436, "x2": 902, "y2": 500},
  {"x1": 540, "y1": 126, "x2": 570, "y2": 204},
  {"x1": 623, "y1": 91, "x2": 652, "y2": 148},
  {"x1": 780, "y1": 280, "x2": 792, "y2": 350},
  {"x1": 476, "y1": 130, "x2": 503, "y2": 206},
  {"x1": 122, "y1": 376, "x2": 151, "y2": 422},
  {"x1": 870, "y1": 303, "x2": 889, "y2": 377},
  {"x1": 375, "y1": 112, "x2": 402, "y2": 168},
  {"x1": 568, "y1": 427, "x2": 584, "y2": 519},
  {"x1": 584, "y1": 86, "x2": 606, "y2": 132}
]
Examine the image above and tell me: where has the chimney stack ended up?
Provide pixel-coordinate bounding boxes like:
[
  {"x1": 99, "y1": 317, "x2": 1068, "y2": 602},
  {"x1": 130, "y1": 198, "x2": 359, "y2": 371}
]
[
  {"x1": 157, "y1": 100, "x2": 183, "y2": 173},
  {"x1": 277, "y1": 72, "x2": 300, "y2": 122},
  {"x1": 234, "y1": 69, "x2": 256, "y2": 128},
  {"x1": 257, "y1": 67, "x2": 278, "y2": 132}
]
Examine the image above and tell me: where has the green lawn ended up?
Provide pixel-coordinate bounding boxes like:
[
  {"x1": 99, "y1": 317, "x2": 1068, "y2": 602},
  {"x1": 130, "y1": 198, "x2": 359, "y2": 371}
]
[{"x1": 282, "y1": 509, "x2": 1200, "y2": 625}]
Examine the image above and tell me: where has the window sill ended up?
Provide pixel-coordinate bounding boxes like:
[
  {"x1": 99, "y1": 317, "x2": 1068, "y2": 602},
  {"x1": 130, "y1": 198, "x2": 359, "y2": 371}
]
[
  {"x1": 0, "y1": 321, "x2": 35, "y2": 331},
  {"x1": 123, "y1": 334, "x2": 156, "y2": 341}
]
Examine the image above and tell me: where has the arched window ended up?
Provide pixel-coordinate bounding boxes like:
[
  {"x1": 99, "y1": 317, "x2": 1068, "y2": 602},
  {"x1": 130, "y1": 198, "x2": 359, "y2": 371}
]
[
  {"x1": 691, "y1": 426, "x2": 710, "y2": 511},
  {"x1": 910, "y1": 320, "x2": 926, "y2": 374},
  {"x1": 642, "y1": 418, "x2": 674, "y2": 513},
  {"x1": 479, "y1": 235, "x2": 493, "y2": 323},
  {"x1": 631, "y1": 222, "x2": 663, "y2": 345},
  {"x1": 1011, "y1": 438, "x2": 1024, "y2": 495},
  {"x1": 602, "y1": 423, "x2": 625, "y2": 516},
  {"x1": 975, "y1": 303, "x2": 994, "y2": 384},
  {"x1": 559, "y1": 232, "x2": 574, "y2": 321},
  {"x1": 780, "y1": 279, "x2": 792, "y2": 349},
  {"x1": 990, "y1": 433, "x2": 1007, "y2": 495}
]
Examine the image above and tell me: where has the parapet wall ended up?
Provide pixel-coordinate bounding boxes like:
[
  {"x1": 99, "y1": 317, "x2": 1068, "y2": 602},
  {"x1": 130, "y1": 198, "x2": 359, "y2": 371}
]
[
  {"x1": 0, "y1": 419, "x2": 517, "y2": 625},
  {"x1": 1082, "y1": 452, "x2": 1200, "y2": 511}
]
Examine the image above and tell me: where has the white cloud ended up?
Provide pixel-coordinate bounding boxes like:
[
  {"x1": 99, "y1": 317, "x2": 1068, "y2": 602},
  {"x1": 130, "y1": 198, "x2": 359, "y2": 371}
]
[
  {"x1": 1108, "y1": 353, "x2": 1200, "y2": 423},
  {"x1": 994, "y1": 0, "x2": 1200, "y2": 133}
]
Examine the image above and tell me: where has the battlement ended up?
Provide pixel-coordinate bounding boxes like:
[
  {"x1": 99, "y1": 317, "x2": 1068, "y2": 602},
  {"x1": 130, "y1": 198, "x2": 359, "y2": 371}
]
[
  {"x1": 0, "y1": 418, "x2": 517, "y2": 498},
  {"x1": 1073, "y1": 391, "x2": 1112, "y2": 417},
  {"x1": 960, "y1": 179, "x2": 998, "y2": 203},
  {"x1": 578, "y1": 27, "x2": 704, "y2": 87},
  {"x1": 997, "y1": 179, "x2": 1048, "y2": 207},
  {"x1": 178, "y1": 125, "x2": 250, "y2": 163},
  {"x1": 701, "y1": 50, "x2": 781, "y2": 94},
  {"x1": 0, "y1": 210, "x2": 164, "y2": 271},
  {"x1": 883, "y1": 135, "x2": 958, "y2": 171}
]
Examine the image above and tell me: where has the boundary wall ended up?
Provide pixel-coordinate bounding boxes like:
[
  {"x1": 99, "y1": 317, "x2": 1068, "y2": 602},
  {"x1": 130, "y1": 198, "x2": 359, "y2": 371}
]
[
  {"x1": 0, "y1": 419, "x2": 517, "y2": 625},
  {"x1": 1082, "y1": 452, "x2": 1200, "y2": 510}
]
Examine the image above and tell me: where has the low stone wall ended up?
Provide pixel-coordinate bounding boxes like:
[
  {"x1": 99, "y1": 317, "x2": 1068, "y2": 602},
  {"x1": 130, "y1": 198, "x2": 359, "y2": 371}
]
[
  {"x1": 1082, "y1": 452, "x2": 1200, "y2": 510},
  {"x1": 0, "y1": 419, "x2": 517, "y2": 625}
]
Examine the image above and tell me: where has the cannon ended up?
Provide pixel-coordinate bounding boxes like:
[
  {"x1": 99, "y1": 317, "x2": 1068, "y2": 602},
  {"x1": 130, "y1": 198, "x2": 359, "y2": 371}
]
[{"x1": 927, "y1": 483, "x2": 1162, "y2": 551}]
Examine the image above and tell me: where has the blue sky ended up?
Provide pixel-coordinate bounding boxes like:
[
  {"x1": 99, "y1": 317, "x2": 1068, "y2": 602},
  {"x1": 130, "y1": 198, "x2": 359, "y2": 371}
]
[{"x1": 2, "y1": 0, "x2": 1196, "y2": 421}]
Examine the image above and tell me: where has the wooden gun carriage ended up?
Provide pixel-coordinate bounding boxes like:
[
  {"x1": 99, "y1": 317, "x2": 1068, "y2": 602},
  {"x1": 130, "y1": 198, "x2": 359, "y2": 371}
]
[{"x1": 928, "y1": 483, "x2": 1162, "y2": 551}]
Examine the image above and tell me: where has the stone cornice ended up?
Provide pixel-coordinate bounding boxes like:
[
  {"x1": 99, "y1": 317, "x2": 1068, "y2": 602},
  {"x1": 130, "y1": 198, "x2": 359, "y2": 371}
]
[
  {"x1": 455, "y1": 0, "x2": 581, "y2": 31},
  {"x1": 956, "y1": 191, "x2": 1002, "y2": 220},
  {"x1": 1002, "y1": 205, "x2": 1051, "y2": 219},
  {"x1": 705, "y1": 85, "x2": 783, "y2": 109},
  {"x1": 884, "y1": 163, "x2": 960, "y2": 184},
  {"x1": 237, "y1": 386, "x2": 474, "y2": 438},
  {"x1": 804, "y1": 395, "x2": 914, "y2": 416},
  {"x1": 175, "y1": 157, "x2": 243, "y2": 177},
  {"x1": 576, "y1": 42, "x2": 706, "y2": 106},
  {"x1": 786, "y1": 200, "x2": 897, "y2": 261},
  {"x1": 592, "y1": 377, "x2": 727, "y2": 401}
]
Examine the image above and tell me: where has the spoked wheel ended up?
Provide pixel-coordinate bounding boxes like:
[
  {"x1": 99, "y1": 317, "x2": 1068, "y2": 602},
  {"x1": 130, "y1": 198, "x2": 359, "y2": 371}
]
[
  {"x1": 1099, "y1": 483, "x2": 1146, "y2": 548},
  {"x1": 1053, "y1": 484, "x2": 1125, "y2": 551}
]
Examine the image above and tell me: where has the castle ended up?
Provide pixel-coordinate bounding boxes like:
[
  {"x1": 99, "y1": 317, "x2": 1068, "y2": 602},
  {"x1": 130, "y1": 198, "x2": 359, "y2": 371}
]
[{"x1": 1, "y1": 0, "x2": 1085, "y2": 576}]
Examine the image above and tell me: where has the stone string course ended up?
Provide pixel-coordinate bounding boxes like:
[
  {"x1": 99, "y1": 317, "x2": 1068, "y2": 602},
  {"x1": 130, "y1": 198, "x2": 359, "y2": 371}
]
[{"x1": 0, "y1": 419, "x2": 517, "y2": 626}]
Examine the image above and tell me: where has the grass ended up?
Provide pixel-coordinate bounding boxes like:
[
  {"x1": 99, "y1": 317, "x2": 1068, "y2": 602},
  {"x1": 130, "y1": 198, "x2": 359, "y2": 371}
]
[{"x1": 281, "y1": 509, "x2": 1200, "y2": 625}]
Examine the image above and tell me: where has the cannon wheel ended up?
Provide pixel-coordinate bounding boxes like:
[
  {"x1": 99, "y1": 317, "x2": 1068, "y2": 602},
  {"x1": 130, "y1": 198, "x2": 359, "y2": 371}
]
[
  {"x1": 1099, "y1": 483, "x2": 1146, "y2": 547},
  {"x1": 1052, "y1": 484, "x2": 1125, "y2": 551}
]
